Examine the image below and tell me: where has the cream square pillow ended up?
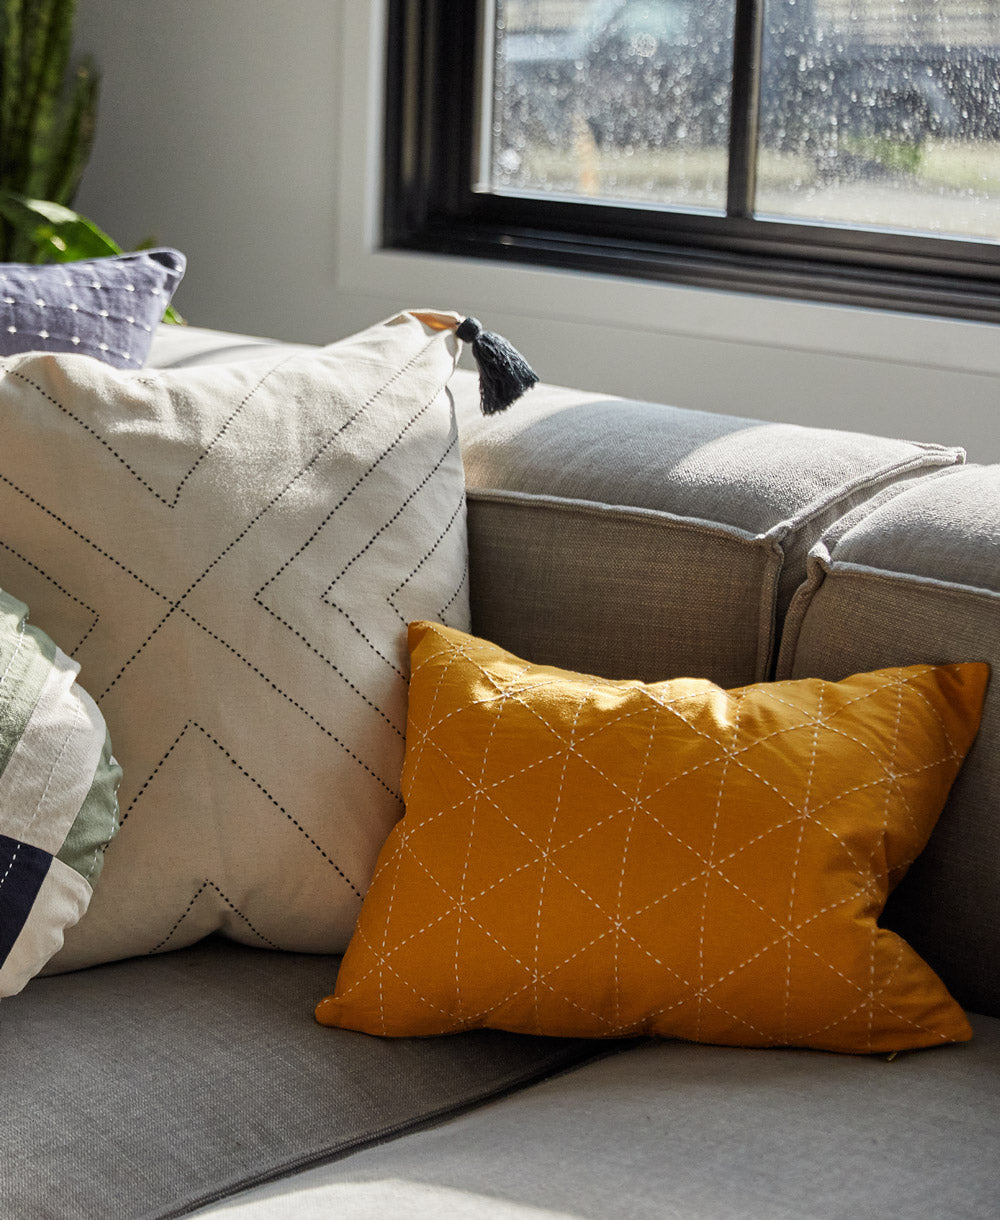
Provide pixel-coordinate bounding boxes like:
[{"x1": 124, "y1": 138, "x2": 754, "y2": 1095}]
[{"x1": 0, "y1": 310, "x2": 474, "y2": 968}]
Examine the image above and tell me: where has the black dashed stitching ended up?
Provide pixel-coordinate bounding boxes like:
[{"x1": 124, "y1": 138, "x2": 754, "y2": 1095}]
[
  {"x1": 388, "y1": 492, "x2": 466, "y2": 622},
  {"x1": 101, "y1": 604, "x2": 178, "y2": 699},
  {"x1": 94, "y1": 366, "x2": 449, "y2": 698},
  {"x1": 9, "y1": 329, "x2": 437, "y2": 549},
  {"x1": 321, "y1": 429, "x2": 458, "y2": 597},
  {"x1": 438, "y1": 565, "x2": 469, "y2": 625},
  {"x1": 194, "y1": 340, "x2": 442, "y2": 608},
  {"x1": 177, "y1": 609, "x2": 405, "y2": 802},
  {"x1": 191, "y1": 721, "x2": 364, "y2": 897},
  {"x1": 10, "y1": 367, "x2": 175, "y2": 507},
  {"x1": 10, "y1": 354, "x2": 301, "y2": 509},
  {"x1": 261, "y1": 426, "x2": 461, "y2": 686},
  {"x1": 150, "y1": 880, "x2": 209, "y2": 952},
  {"x1": 253, "y1": 396, "x2": 455, "y2": 690},
  {"x1": 172, "y1": 354, "x2": 301, "y2": 501},
  {"x1": 6, "y1": 332, "x2": 449, "y2": 801},
  {"x1": 253, "y1": 599, "x2": 406, "y2": 734},
  {"x1": 120, "y1": 724, "x2": 188, "y2": 825},
  {"x1": 103, "y1": 583, "x2": 408, "y2": 739},
  {"x1": 125, "y1": 720, "x2": 365, "y2": 896},
  {"x1": 317, "y1": 598, "x2": 406, "y2": 681},
  {"x1": 0, "y1": 473, "x2": 171, "y2": 602},
  {"x1": 256, "y1": 389, "x2": 438, "y2": 602},
  {"x1": 150, "y1": 879, "x2": 281, "y2": 953},
  {"x1": 0, "y1": 540, "x2": 101, "y2": 654}
]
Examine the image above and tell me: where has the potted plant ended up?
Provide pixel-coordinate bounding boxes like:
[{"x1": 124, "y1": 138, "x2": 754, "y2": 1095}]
[{"x1": 0, "y1": 0, "x2": 181, "y2": 319}]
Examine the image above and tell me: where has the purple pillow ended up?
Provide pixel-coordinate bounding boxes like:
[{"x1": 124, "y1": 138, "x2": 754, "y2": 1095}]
[{"x1": 0, "y1": 249, "x2": 185, "y2": 368}]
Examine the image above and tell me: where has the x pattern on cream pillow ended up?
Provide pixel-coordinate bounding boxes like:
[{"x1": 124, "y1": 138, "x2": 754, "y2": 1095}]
[
  {"x1": 0, "y1": 310, "x2": 472, "y2": 970},
  {"x1": 317, "y1": 622, "x2": 986, "y2": 1054}
]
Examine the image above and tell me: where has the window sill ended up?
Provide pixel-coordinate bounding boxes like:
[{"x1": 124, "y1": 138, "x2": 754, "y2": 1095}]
[{"x1": 390, "y1": 215, "x2": 1000, "y2": 327}]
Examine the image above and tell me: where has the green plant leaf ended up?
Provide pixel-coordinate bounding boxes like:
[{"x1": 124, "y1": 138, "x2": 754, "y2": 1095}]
[
  {"x1": 23, "y1": 0, "x2": 71, "y2": 201},
  {"x1": 46, "y1": 55, "x2": 98, "y2": 205},
  {"x1": 1, "y1": 0, "x2": 100, "y2": 259},
  {"x1": 1, "y1": 1, "x2": 27, "y2": 183},
  {"x1": 0, "y1": 189, "x2": 121, "y2": 258}
]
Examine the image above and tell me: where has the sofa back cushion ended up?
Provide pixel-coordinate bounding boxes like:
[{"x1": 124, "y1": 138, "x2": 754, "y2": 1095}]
[
  {"x1": 777, "y1": 464, "x2": 1000, "y2": 1017},
  {"x1": 451, "y1": 372, "x2": 962, "y2": 687}
]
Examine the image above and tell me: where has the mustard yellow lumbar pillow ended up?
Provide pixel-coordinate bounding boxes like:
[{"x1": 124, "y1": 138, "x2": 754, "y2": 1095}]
[{"x1": 316, "y1": 622, "x2": 988, "y2": 1053}]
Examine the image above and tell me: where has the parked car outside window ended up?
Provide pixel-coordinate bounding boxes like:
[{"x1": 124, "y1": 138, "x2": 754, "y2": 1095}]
[{"x1": 493, "y1": 0, "x2": 995, "y2": 239}]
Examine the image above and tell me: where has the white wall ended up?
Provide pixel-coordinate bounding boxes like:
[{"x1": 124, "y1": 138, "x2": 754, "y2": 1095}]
[{"x1": 75, "y1": 1, "x2": 1000, "y2": 460}]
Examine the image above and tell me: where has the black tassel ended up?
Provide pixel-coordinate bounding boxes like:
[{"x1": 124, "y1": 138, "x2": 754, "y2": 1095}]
[{"x1": 456, "y1": 316, "x2": 538, "y2": 415}]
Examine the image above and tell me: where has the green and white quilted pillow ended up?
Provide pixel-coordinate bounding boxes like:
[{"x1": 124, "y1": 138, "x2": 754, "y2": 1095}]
[{"x1": 0, "y1": 590, "x2": 120, "y2": 996}]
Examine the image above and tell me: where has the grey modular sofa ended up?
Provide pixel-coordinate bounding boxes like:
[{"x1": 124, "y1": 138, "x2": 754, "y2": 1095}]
[{"x1": 4, "y1": 324, "x2": 998, "y2": 1220}]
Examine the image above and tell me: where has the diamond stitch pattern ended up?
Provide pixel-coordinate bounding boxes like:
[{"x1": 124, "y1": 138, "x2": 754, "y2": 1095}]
[
  {"x1": 317, "y1": 622, "x2": 987, "y2": 1053},
  {"x1": 0, "y1": 312, "x2": 471, "y2": 970}
]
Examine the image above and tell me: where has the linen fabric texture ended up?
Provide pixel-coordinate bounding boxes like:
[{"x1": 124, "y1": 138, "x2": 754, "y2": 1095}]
[
  {"x1": 184, "y1": 1013, "x2": 1000, "y2": 1220},
  {"x1": 778, "y1": 463, "x2": 1000, "y2": 1018},
  {"x1": 0, "y1": 589, "x2": 120, "y2": 995},
  {"x1": 318, "y1": 621, "x2": 986, "y2": 1053},
  {"x1": 449, "y1": 372, "x2": 963, "y2": 687},
  {"x1": 0, "y1": 249, "x2": 185, "y2": 367},
  {"x1": 1, "y1": 939, "x2": 595, "y2": 1220},
  {"x1": 0, "y1": 310, "x2": 472, "y2": 970}
]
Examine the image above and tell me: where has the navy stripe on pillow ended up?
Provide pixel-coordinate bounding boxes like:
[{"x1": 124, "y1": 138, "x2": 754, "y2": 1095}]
[{"x1": 0, "y1": 834, "x2": 52, "y2": 965}]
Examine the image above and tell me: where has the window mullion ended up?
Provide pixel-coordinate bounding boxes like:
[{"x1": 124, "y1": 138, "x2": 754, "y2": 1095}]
[
  {"x1": 727, "y1": 0, "x2": 765, "y2": 219},
  {"x1": 383, "y1": 1, "x2": 1000, "y2": 325}
]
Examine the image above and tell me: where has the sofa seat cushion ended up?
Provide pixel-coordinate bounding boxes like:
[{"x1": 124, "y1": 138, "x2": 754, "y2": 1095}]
[
  {"x1": 187, "y1": 1012, "x2": 1000, "y2": 1220},
  {"x1": 777, "y1": 464, "x2": 1000, "y2": 1018},
  {"x1": 448, "y1": 372, "x2": 962, "y2": 687},
  {"x1": 0, "y1": 938, "x2": 597, "y2": 1220}
]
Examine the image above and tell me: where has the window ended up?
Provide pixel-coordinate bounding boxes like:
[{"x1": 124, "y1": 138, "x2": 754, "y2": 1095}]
[{"x1": 384, "y1": 1, "x2": 1000, "y2": 322}]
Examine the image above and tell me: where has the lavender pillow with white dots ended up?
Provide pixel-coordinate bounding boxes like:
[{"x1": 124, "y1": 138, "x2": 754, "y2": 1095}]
[{"x1": 0, "y1": 248, "x2": 185, "y2": 368}]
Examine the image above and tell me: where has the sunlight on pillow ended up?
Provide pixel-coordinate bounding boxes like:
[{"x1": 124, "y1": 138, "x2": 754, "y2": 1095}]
[{"x1": 317, "y1": 622, "x2": 987, "y2": 1054}]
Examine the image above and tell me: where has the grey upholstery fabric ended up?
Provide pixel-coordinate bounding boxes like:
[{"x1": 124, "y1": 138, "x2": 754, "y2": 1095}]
[
  {"x1": 0, "y1": 940, "x2": 596, "y2": 1220},
  {"x1": 468, "y1": 490, "x2": 779, "y2": 687},
  {"x1": 191, "y1": 1015, "x2": 1000, "y2": 1220},
  {"x1": 450, "y1": 370, "x2": 962, "y2": 683},
  {"x1": 450, "y1": 374, "x2": 958, "y2": 541},
  {"x1": 778, "y1": 465, "x2": 1000, "y2": 1017},
  {"x1": 832, "y1": 463, "x2": 1000, "y2": 592}
]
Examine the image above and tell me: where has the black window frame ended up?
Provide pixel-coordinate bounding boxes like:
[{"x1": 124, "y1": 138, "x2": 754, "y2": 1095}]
[{"x1": 384, "y1": 0, "x2": 1000, "y2": 324}]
